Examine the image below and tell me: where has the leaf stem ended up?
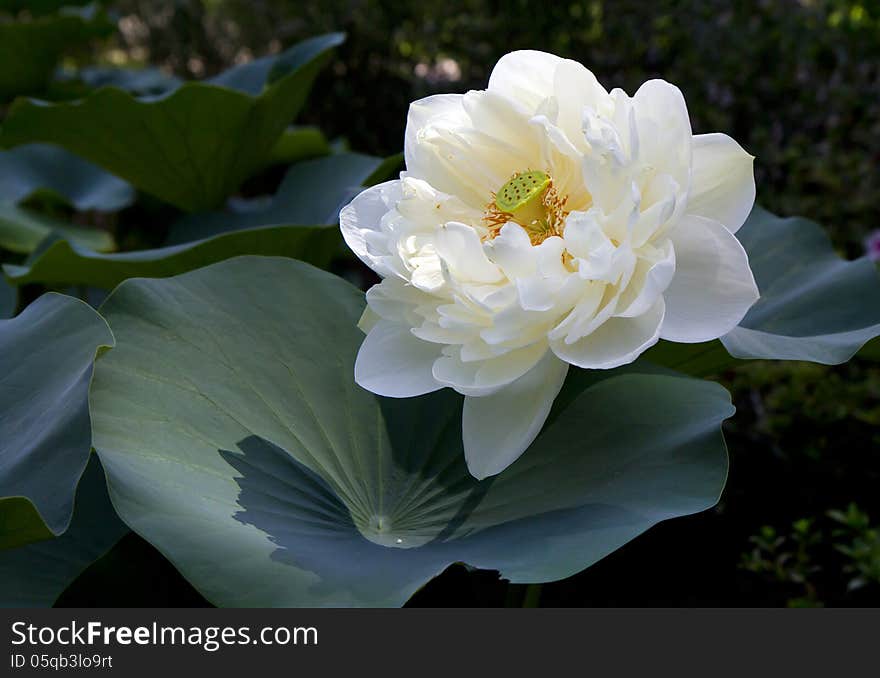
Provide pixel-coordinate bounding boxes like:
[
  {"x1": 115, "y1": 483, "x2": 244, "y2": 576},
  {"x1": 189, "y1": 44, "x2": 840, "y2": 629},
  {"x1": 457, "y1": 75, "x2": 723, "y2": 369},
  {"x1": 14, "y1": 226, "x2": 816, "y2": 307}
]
[{"x1": 522, "y1": 583, "x2": 542, "y2": 608}]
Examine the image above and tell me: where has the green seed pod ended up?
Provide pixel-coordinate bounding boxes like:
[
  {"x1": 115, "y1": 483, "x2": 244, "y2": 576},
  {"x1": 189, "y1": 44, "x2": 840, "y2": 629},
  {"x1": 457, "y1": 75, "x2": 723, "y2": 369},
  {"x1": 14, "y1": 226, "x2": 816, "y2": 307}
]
[{"x1": 495, "y1": 171, "x2": 551, "y2": 213}]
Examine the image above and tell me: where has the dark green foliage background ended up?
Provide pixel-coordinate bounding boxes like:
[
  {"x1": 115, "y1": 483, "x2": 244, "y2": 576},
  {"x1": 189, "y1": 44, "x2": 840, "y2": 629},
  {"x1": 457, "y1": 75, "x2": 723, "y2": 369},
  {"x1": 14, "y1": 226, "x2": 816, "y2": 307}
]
[
  {"x1": 1, "y1": 0, "x2": 878, "y2": 606},
  {"x1": 171, "y1": 0, "x2": 878, "y2": 257}
]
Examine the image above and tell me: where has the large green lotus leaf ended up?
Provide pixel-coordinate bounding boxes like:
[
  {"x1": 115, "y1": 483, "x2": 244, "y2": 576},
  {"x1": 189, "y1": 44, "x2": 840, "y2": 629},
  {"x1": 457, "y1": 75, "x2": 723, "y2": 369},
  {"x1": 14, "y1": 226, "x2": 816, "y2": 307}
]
[
  {"x1": 0, "y1": 202, "x2": 114, "y2": 254},
  {"x1": 0, "y1": 144, "x2": 134, "y2": 211},
  {"x1": 0, "y1": 293, "x2": 115, "y2": 549},
  {"x1": 722, "y1": 207, "x2": 880, "y2": 362},
  {"x1": 644, "y1": 207, "x2": 880, "y2": 375},
  {"x1": 91, "y1": 256, "x2": 732, "y2": 607},
  {"x1": 3, "y1": 224, "x2": 339, "y2": 289},
  {"x1": 0, "y1": 454, "x2": 128, "y2": 607},
  {"x1": 642, "y1": 340, "x2": 733, "y2": 378},
  {"x1": 262, "y1": 126, "x2": 330, "y2": 169},
  {"x1": 167, "y1": 153, "x2": 388, "y2": 244},
  {"x1": 0, "y1": 34, "x2": 345, "y2": 211}
]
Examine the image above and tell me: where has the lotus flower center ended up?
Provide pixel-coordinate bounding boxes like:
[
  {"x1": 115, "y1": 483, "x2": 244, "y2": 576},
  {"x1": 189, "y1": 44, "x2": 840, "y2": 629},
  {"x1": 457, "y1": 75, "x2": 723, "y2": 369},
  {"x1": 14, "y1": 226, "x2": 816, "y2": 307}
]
[{"x1": 484, "y1": 170, "x2": 569, "y2": 245}]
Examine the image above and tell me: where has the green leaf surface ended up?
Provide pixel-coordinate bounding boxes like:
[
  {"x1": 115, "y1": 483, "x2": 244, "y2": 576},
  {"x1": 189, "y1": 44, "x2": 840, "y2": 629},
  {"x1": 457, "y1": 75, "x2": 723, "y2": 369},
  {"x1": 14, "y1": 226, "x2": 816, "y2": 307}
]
[
  {"x1": 3, "y1": 224, "x2": 339, "y2": 289},
  {"x1": 0, "y1": 202, "x2": 114, "y2": 254},
  {"x1": 0, "y1": 5, "x2": 114, "y2": 100},
  {"x1": 642, "y1": 339, "x2": 735, "y2": 378},
  {"x1": 0, "y1": 455, "x2": 128, "y2": 607},
  {"x1": 91, "y1": 256, "x2": 732, "y2": 607},
  {"x1": 0, "y1": 144, "x2": 134, "y2": 211},
  {"x1": 167, "y1": 152, "x2": 387, "y2": 244},
  {"x1": 2, "y1": 152, "x2": 384, "y2": 287},
  {"x1": 362, "y1": 152, "x2": 404, "y2": 187},
  {"x1": 264, "y1": 126, "x2": 330, "y2": 168},
  {"x1": 0, "y1": 33, "x2": 345, "y2": 211},
  {"x1": 723, "y1": 207, "x2": 880, "y2": 363},
  {"x1": 646, "y1": 207, "x2": 880, "y2": 375},
  {"x1": 0, "y1": 293, "x2": 115, "y2": 549}
]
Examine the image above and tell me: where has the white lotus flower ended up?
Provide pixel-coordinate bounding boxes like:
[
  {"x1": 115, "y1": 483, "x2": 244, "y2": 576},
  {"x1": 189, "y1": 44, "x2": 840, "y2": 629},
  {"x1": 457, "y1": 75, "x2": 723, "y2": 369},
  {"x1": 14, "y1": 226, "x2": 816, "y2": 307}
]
[{"x1": 340, "y1": 50, "x2": 759, "y2": 479}]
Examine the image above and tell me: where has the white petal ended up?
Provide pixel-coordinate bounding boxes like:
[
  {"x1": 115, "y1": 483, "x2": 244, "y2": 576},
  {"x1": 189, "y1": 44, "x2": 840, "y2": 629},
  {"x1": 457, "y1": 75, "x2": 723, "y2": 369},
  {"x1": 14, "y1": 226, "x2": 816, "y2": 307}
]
[
  {"x1": 532, "y1": 235, "x2": 568, "y2": 277},
  {"x1": 487, "y1": 50, "x2": 563, "y2": 111},
  {"x1": 412, "y1": 322, "x2": 473, "y2": 345},
  {"x1": 409, "y1": 256, "x2": 445, "y2": 292},
  {"x1": 515, "y1": 242, "x2": 582, "y2": 313},
  {"x1": 632, "y1": 79, "x2": 691, "y2": 142},
  {"x1": 529, "y1": 113, "x2": 581, "y2": 160},
  {"x1": 339, "y1": 180, "x2": 403, "y2": 278},
  {"x1": 479, "y1": 312, "x2": 552, "y2": 349},
  {"x1": 437, "y1": 297, "x2": 491, "y2": 329},
  {"x1": 528, "y1": 117, "x2": 591, "y2": 209},
  {"x1": 435, "y1": 222, "x2": 503, "y2": 283},
  {"x1": 486, "y1": 223, "x2": 535, "y2": 278},
  {"x1": 688, "y1": 133, "x2": 756, "y2": 234},
  {"x1": 615, "y1": 240, "x2": 676, "y2": 318},
  {"x1": 462, "y1": 90, "x2": 541, "y2": 158},
  {"x1": 564, "y1": 209, "x2": 617, "y2": 279},
  {"x1": 462, "y1": 351, "x2": 569, "y2": 479},
  {"x1": 354, "y1": 321, "x2": 442, "y2": 398},
  {"x1": 631, "y1": 173, "x2": 680, "y2": 246},
  {"x1": 551, "y1": 248, "x2": 638, "y2": 344},
  {"x1": 632, "y1": 79, "x2": 692, "y2": 190},
  {"x1": 404, "y1": 94, "x2": 467, "y2": 177},
  {"x1": 661, "y1": 215, "x2": 759, "y2": 342},
  {"x1": 548, "y1": 283, "x2": 607, "y2": 341},
  {"x1": 516, "y1": 276, "x2": 564, "y2": 313},
  {"x1": 364, "y1": 279, "x2": 427, "y2": 326},
  {"x1": 553, "y1": 59, "x2": 609, "y2": 149},
  {"x1": 459, "y1": 339, "x2": 504, "y2": 362},
  {"x1": 405, "y1": 92, "x2": 540, "y2": 207},
  {"x1": 432, "y1": 341, "x2": 547, "y2": 395},
  {"x1": 551, "y1": 297, "x2": 665, "y2": 369},
  {"x1": 395, "y1": 176, "x2": 482, "y2": 230}
]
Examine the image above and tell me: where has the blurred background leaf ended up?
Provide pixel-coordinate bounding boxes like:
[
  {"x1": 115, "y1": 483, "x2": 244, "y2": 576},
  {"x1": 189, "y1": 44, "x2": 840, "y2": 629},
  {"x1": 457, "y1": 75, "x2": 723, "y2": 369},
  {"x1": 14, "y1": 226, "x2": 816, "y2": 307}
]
[
  {"x1": 0, "y1": 144, "x2": 134, "y2": 211},
  {"x1": 0, "y1": 33, "x2": 345, "y2": 211},
  {"x1": 3, "y1": 224, "x2": 340, "y2": 288},
  {"x1": 0, "y1": 202, "x2": 114, "y2": 254},
  {"x1": 0, "y1": 4, "x2": 114, "y2": 100},
  {"x1": 167, "y1": 152, "x2": 390, "y2": 243}
]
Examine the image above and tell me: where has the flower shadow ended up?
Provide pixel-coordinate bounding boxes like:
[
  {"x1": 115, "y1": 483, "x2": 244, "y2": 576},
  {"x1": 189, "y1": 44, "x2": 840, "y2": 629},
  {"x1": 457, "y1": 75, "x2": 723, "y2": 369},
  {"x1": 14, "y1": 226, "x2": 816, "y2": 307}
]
[{"x1": 219, "y1": 434, "x2": 647, "y2": 606}]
